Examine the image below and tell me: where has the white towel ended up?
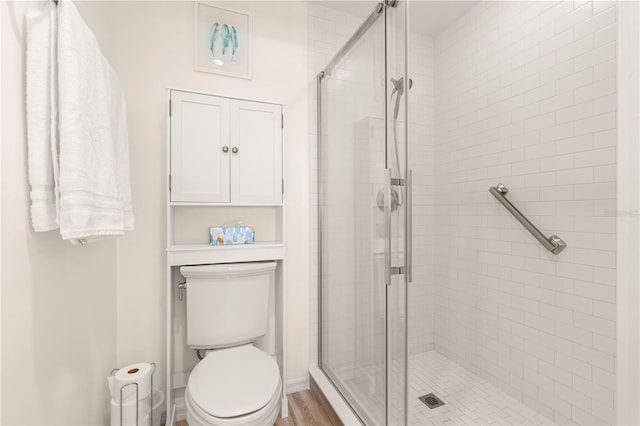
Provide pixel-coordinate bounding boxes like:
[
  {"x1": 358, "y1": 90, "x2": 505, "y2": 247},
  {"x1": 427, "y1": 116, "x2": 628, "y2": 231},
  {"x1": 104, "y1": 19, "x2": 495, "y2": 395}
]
[
  {"x1": 26, "y1": 1, "x2": 59, "y2": 232},
  {"x1": 57, "y1": 0, "x2": 134, "y2": 243}
]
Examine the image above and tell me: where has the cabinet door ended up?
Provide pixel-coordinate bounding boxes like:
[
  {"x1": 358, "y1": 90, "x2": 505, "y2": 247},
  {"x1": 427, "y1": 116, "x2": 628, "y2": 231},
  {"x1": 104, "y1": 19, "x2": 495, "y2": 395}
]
[
  {"x1": 229, "y1": 100, "x2": 283, "y2": 204},
  {"x1": 170, "y1": 91, "x2": 230, "y2": 202}
]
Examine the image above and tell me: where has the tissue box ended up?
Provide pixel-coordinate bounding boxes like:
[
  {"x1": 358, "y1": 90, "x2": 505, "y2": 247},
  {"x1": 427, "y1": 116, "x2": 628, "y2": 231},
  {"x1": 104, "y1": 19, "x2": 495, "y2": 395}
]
[{"x1": 209, "y1": 227, "x2": 255, "y2": 245}]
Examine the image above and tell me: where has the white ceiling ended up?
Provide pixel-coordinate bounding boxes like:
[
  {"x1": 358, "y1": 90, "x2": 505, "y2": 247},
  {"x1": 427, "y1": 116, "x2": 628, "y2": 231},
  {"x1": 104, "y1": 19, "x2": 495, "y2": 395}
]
[{"x1": 313, "y1": 1, "x2": 478, "y2": 37}]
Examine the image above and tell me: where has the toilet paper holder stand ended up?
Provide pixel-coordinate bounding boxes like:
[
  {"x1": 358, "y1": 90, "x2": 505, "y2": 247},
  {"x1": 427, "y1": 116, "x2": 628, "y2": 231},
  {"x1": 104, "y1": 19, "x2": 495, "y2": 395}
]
[{"x1": 110, "y1": 363, "x2": 156, "y2": 426}]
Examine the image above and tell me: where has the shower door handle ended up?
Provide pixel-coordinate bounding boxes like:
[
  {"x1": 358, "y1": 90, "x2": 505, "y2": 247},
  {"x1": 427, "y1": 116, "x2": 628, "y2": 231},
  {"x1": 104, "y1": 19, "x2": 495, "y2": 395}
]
[
  {"x1": 407, "y1": 170, "x2": 413, "y2": 283},
  {"x1": 385, "y1": 168, "x2": 392, "y2": 286}
]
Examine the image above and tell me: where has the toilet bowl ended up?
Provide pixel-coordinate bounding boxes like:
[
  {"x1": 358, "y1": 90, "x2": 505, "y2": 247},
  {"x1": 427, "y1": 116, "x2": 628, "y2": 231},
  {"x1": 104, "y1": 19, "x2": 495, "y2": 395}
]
[
  {"x1": 180, "y1": 263, "x2": 281, "y2": 426},
  {"x1": 185, "y1": 345, "x2": 281, "y2": 425}
]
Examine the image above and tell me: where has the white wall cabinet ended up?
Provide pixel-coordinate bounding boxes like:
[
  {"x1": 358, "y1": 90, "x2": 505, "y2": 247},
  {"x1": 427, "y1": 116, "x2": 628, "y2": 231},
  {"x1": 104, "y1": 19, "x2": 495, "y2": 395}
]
[
  {"x1": 230, "y1": 100, "x2": 283, "y2": 204},
  {"x1": 170, "y1": 90, "x2": 283, "y2": 204}
]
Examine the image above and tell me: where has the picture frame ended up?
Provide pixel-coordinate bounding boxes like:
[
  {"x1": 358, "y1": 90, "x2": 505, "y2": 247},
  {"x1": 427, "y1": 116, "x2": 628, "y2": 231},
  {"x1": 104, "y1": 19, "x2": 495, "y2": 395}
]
[{"x1": 193, "y1": 2, "x2": 252, "y2": 79}]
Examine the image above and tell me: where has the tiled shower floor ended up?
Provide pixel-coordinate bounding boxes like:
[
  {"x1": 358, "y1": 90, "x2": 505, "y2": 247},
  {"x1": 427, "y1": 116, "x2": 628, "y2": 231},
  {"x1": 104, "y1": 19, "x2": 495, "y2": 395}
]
[
  {"x1": 342, "y1": 351, "x2": 555, "y2": 425},
  {"x1": 407, "y1": 351, "x2": 554, "y2": 425}
]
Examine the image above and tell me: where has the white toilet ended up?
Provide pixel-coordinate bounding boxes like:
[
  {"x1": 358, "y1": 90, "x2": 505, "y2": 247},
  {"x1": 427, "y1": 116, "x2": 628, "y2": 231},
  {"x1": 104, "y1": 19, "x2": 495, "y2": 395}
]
[{"x1": 180, "y1": 262, "x2": 281, "y2": 426}]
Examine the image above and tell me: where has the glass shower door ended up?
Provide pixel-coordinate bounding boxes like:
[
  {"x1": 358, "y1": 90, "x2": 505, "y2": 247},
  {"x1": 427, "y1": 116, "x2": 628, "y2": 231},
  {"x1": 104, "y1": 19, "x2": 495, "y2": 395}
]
[{"x1": 318, "y1": 2, "x2": 409, "y2": 424}]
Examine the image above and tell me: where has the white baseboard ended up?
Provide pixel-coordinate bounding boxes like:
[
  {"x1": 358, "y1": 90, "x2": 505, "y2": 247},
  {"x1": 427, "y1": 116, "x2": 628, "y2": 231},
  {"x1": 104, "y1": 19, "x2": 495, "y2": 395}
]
[
  {"x1": 286, "y1": 375, "x2": 309, "y2": 394},
  {"x1": 287, "y1": 374, "x2": 309, "y2": 395},
  {"x1": 173, "y1": 387, "x2": 187, "y2": 422}
]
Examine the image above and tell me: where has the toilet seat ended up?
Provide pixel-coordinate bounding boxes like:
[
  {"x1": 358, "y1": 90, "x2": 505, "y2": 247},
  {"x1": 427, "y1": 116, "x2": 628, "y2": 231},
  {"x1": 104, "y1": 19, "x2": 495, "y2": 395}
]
[
  {"x1": 185, "y1": 379, "x2": 281, "y2": 426},
  {"x1": 186, "y1": 345, "x2": 282, "y2": 425}
]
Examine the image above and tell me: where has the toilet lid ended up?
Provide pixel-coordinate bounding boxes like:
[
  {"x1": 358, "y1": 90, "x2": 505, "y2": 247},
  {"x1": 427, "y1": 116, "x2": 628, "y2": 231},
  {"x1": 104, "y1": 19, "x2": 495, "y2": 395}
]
[{"x1": 187, "y1": 345, "x2": 281, "y2": 418}]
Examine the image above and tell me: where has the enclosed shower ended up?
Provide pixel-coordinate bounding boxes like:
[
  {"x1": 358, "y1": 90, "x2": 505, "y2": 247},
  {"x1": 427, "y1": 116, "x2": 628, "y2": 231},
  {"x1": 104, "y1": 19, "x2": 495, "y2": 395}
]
[{"x1": 316, "y1": 0, "x2": 630, "y2": 424}]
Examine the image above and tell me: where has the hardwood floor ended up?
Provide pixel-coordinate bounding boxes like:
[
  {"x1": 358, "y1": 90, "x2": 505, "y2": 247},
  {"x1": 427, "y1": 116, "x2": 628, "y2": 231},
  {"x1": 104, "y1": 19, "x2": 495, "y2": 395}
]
[
  {"x1": 174, "y1": 385, "x2": 342, "y2": 426},
  {"x1": 276, "y1": 389, "x2": 339, "y2": 426}
]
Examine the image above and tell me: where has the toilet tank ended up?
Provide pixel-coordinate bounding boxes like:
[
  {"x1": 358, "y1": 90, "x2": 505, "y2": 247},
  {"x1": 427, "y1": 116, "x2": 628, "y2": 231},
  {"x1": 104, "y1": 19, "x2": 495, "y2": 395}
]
[{"x1": 180, "y1": 262, "x2": 277, "y2": 349}]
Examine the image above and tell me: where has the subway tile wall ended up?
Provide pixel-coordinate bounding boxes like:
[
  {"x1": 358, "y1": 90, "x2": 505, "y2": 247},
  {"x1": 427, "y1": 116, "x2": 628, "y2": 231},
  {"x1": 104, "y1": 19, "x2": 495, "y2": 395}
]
[
  {"x1": 433, "y1": 1, "x2": 617, "y2": 424},
  {"x1": 407, "y1": 32, "x2": 437, "y2": 357}
]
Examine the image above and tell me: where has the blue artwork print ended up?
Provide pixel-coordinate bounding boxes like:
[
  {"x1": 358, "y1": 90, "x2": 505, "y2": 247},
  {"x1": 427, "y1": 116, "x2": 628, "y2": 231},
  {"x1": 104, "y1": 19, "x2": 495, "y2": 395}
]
[
  {"x1": 209, "y1": 21, "x2": 239, "y2": 64},
  {"x1": 209, "y1": 22, "x2": 219, "y2": 57},
  {"x1": 231, "y1": 26, "x2": 239, "y2": 58}
]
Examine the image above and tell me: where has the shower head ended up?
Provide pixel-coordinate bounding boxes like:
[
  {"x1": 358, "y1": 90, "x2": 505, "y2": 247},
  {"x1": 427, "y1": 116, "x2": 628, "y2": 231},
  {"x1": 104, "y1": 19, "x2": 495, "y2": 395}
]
[{"x1": 391, "y1": 76, "x2": 413, "y2": 119}]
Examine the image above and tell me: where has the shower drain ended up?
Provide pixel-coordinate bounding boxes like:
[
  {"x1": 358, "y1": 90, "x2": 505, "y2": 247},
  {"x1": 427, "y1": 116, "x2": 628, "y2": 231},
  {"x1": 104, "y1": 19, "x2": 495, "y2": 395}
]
[{"x1": 418, "y1": 393, "x2": 445, "y2": 409}]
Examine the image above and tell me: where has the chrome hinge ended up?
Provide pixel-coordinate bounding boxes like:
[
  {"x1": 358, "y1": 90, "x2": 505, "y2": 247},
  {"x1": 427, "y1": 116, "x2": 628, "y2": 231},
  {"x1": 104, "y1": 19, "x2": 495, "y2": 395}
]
[
  {"x1": 169, "y1": 100, "x2": 172, "y2": 116},
  {"x1": 169, "y1": 174, "x2": 172, "y2": 191},
  {"x1": 281, "y1": 114, "x2": 284, "y2": 129},
  {"x1": 391, "y1": 178, "x2": 405, "y2": 186},
  {"x1": 282, "y1": 179, "x2": 284, "y2": 194}
]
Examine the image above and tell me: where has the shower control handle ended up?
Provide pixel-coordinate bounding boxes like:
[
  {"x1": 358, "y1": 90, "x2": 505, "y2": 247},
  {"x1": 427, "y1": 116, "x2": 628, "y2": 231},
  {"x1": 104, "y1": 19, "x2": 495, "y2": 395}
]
[
  {"x1": 232, "y1": 147, "x2": 239, "y2": 154},
  {"x1": 222, "y1": 146, "x2": 229, "y2": 153}
]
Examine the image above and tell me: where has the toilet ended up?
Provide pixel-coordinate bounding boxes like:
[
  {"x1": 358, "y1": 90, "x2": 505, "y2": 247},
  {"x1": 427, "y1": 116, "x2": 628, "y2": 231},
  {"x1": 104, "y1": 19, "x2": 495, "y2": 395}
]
[{"x1": 180, "y1": 262, "x2": 281, "y2": 426}]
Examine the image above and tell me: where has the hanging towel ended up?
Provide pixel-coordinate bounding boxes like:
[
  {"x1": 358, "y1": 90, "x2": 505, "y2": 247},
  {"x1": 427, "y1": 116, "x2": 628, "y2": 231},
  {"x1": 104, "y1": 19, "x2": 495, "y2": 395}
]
[
  {"x1": 26, "y1": 1, "x2": 59, "y2": 232},
  {"x1": 56, "y1": 0, "x2": 134, "y2": 243}
]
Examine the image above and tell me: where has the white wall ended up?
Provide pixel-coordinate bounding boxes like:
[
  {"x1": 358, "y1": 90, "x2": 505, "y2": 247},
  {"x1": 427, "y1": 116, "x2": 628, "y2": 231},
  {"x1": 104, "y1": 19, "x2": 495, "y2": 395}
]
[
  {"x1": 616, "y1": 0, "x2": 640, "y2": 423},
  {"x1": 0, "y1": 3, "x2": 4, "y2": 420},
  {"x1": 109, "y1": 0, "x2": 310, "y2": 388},
  {"x1": 434, "y1": 1, "x2": 618, "y2": 424},
  {"x1": 1, "y1": 2, "x2": 118, "y2": 424},
  {"x1": 1, "y1": 2, "x2": 309, "y2": 424}
]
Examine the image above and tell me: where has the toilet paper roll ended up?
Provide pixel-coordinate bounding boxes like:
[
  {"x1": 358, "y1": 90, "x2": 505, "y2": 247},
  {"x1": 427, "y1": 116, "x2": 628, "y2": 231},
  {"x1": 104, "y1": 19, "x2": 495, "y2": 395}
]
[
  {"x1": 110, "y1": 394, "x2": 152, "y2": 426},
  {"x1": 108, "y1": 363, "x2": 154, "y2": 402}
]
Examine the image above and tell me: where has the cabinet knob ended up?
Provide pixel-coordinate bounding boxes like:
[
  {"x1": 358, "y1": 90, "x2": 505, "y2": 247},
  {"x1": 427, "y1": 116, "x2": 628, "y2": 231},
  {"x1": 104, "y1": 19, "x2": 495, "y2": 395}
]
[
  {"x1": 232, "y1": 147, "x2": 239, "y2": 154},
  {"x1": 222, "y1": 146, "x2": 229, "y2": 153}
]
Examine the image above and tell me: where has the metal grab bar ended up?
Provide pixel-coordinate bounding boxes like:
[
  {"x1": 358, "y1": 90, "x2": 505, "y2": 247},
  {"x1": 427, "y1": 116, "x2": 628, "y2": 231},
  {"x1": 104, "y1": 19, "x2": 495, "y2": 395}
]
[{"x1": 489, "y1": 183, "x2": 567, "y2": 255}]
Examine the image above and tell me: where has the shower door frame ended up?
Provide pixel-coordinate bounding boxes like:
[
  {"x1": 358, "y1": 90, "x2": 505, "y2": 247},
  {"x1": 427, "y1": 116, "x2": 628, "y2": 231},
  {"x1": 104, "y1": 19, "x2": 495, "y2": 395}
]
[{"x1": 316, "y1": 1, "x2": 410, "y2": 424}]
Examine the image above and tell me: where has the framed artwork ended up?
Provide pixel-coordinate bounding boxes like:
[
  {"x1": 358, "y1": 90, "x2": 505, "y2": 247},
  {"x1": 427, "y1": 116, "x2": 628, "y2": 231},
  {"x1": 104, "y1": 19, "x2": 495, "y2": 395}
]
[{"x1": 194, "y1": 2, "x2": 252, "y2": 79}]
